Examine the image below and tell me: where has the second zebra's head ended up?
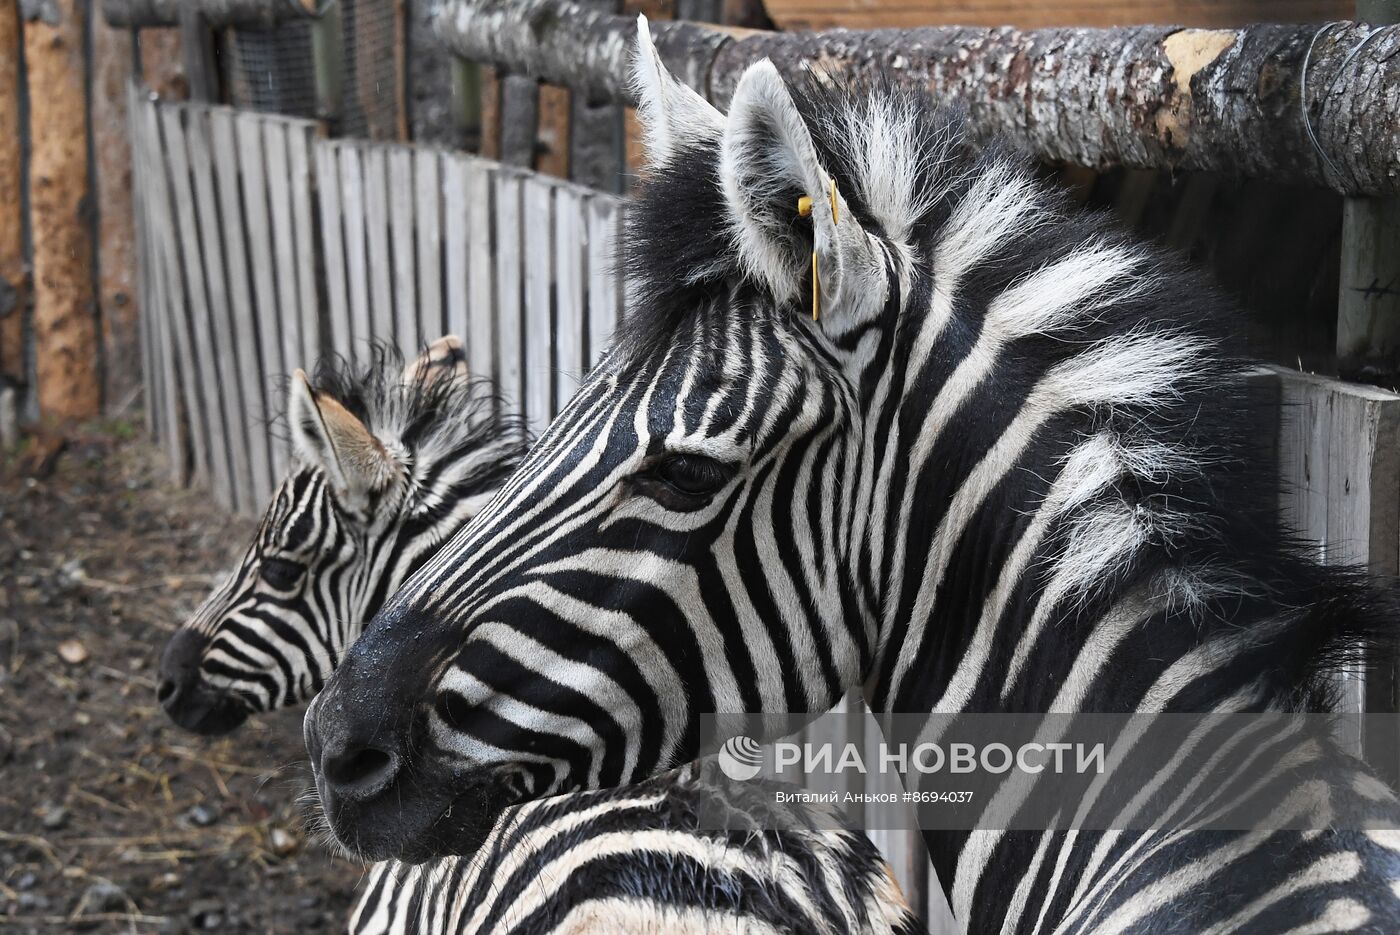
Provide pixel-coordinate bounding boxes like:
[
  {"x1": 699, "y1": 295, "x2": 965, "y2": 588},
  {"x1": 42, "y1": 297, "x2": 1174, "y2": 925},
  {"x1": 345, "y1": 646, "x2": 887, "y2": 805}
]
[
  {"x1": 307, "y1": 23, "x2": 971, "y2": 862},
  {"x1": 158, "y1": 338, "x2": 528, "y2": 736}
]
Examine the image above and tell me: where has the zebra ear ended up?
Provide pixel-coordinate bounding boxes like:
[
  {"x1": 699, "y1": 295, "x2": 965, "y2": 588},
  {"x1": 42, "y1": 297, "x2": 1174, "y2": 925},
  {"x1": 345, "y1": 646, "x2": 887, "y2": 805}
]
[
  {"x1": 289, "y1": 369, "x2": 402, "y2": 509},
  {"x1": 632, "y1": 14, "x2": 723, "y2": 167},
  {"x1": 403, "y1": 335, "x2": 469, "y2": 387},
  {"x1": 720, "y1": 59, "x2": 884, "y2": 329}
]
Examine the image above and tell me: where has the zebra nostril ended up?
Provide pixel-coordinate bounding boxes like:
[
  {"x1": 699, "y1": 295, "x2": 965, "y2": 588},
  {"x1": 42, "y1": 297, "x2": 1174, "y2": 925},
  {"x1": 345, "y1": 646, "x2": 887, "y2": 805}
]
[
  {"x1": 156, "y1": 678, "x2": 178, "y2": 705},
  {"x1": 322, "y1": 744, "x2": 401, "y2": 801}
]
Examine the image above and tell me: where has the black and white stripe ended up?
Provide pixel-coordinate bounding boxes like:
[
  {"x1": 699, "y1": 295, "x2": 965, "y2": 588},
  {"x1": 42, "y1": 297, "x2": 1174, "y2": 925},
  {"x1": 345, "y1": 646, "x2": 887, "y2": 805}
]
[
  {"x1": 351, "y1": 762, "x2": 919, "y2": 935},
  {"x1": 163, "y1": 339, "x2": 921, "y2": 934},
  {"x1": 157, "y1": 338, "x2": 527, "y2": 735},
  {"x1": 307, "y1": 22, "x2": 1400, "y2": 933}
]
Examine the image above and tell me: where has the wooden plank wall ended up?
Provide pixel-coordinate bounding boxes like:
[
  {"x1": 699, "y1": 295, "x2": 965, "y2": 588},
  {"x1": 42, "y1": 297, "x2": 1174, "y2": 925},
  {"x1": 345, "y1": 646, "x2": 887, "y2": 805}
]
[{"x1": 130, "y1": 92, "x2": 320, "y2": 512}]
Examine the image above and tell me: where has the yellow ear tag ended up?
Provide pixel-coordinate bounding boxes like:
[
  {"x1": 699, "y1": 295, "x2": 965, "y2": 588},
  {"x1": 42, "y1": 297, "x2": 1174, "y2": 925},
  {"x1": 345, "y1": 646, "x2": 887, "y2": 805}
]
[{"x1": 796, "y1": 182, "x2": 839, "y2": 322}]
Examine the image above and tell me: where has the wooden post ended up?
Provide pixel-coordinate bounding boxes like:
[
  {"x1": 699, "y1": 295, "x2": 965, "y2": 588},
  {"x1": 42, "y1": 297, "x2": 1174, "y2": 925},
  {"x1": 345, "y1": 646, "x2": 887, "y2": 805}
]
[
  {"x1": 536, "y1": 84, "x2": 570, "y2": 178},
  {"x1": 24, "y1": 0, "x2": 102, "y2": 421},
  {"x1": 1338, "y1": 0, "x2": 1400, "y2": 378},
  {"x1": 93, "y1": 11, "x2": 142, "y2": 411},
  {"x1": 178, "y1": 6, "x2": 219, "y2": 102},
  {"x1": 450, "y1": 56, "x2": 482, "y2": 151},
  {"x1": 310, "y1": 0, "x2": 344, "y2": 125},
  {"x1": 498, "y1": 76, "x2": 539, "y2": 167},
  {"x1": 0, "y1": 1, "x2": 26, "y2": 397}
]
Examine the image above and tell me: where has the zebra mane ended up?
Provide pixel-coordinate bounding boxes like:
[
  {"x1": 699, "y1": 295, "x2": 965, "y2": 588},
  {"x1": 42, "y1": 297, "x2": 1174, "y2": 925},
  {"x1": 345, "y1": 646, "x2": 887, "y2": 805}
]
[
  {"x1": 303, "y1": 342, "x2": 528, "y2": 474},
  {"x1": 619, "y1": 72, "x2": 1400, "y2": 708}
]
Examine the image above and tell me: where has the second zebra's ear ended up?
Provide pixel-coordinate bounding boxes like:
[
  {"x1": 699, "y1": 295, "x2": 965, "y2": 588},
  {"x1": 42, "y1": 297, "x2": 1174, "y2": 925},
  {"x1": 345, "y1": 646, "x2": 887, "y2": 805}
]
[
  {"x1": 403, "y1": 335, "x2": 469, "y2": 387},
  {"x1": 289, "y1": 369, "x2": 402, "y2": 511},
  {"x1": 632, "y1": 15, "x2": 723, "y2": 167},
  {"x1": 720, "y1": 60, "x2": 885, "y2": 335}
]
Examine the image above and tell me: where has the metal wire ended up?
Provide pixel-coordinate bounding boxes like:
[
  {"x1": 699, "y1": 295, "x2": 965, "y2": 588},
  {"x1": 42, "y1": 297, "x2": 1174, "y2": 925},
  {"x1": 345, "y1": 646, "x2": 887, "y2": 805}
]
[{"x1": 225, "y1": 0, "x2": 402, "y2": 140}]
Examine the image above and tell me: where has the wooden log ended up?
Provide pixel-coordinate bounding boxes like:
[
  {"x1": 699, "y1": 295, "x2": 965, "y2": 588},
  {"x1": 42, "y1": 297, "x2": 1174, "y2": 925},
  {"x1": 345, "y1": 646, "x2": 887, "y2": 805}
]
[
  {"x1": 0, "y1": 2, "x2": 25, "y2": 393},
  {"x1": 25, "y1": 0, "x2": 101, "y2": 421},
  {"x1": 92, "y1": 12, "x2": 142, "y2": 412},
  {"x1": 763, "y1": 0, "x2": 1350, "y2": 31},
  {"x1": 103, "y1": 0, "x2": 310, "y2": 29},
  {"x1": 434, "y1": 0, "x2": 1400, "y2": 196}
]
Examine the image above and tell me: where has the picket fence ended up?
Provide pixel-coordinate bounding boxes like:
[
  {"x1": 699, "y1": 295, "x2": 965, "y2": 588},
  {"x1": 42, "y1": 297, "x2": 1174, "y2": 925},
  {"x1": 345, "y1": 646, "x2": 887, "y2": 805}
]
[
  {"x1": 129, "y1": 86, "x2": 623, "y2": 515},
  {"x1": 129, "y1": 87, "x2": 1400, "y2": 932}
]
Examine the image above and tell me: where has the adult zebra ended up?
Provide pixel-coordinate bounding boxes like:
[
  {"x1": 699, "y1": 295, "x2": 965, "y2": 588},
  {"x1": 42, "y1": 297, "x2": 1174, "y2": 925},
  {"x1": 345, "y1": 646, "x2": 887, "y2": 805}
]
[
  {"x1": 162, "y1": 338, "x2": 922, "y2": 935},
  {"x1": 305, "y1": 22, "x2": 1400, "y2": 932}
]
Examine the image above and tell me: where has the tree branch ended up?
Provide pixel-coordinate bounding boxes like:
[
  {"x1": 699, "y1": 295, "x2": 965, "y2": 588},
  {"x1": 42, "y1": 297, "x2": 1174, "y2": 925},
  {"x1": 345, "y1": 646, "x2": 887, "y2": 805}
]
[{"x1": 434, "y1": 0, "x2": 1400, "y2": 196}]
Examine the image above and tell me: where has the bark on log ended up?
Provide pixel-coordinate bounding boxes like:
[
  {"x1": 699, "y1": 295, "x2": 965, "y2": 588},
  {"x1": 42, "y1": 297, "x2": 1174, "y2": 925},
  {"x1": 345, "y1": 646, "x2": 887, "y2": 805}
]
[
  {"x1": 434, "y1": 0, "x2": 1400, "y2": 196},
  {"x1": 25, "y1": 0, "x2": 101, "y2": 420},
  {"x1": 102, "y1": 0, "x2": 310, "y2": 29},
  {"x1": 0, "y1": 2, "x2": 26, "y2": 392},
  {"x1": 93, "y1": 10, "x2": 140, "y2": 410}
]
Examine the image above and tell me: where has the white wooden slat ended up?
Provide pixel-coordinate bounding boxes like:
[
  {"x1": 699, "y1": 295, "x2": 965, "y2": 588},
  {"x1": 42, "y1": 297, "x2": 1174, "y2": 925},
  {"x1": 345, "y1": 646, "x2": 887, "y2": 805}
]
[
  {"x1": 131, "y1": 90, "x2": 182, "y2": 471},
  {"x1": 161, "y1": 106, "x2": 232, "y2": 505},
  {"x1": 1274, "y1": 368, "x2": 1400, "y2": 757},
  {"x1": 586, "y1": 196, "x2": 622, "y2": 368},
  {"x1": 287, "y1": 125, "x2": 320, "y2": 369},
  {"x1": 467, "y1": 160, "x2": 497, "y2": 387},
  {"x1": 363, "y1": 147, "x2": 395, "y2": 355},
  {"x1": 494, "y1": 171, "x2": 525, "y2": 412},
  {"x1": 127, "y1": 84, "x2": 157, "y2": 440},
  {"x1": 523, "y1": 179, "x2": 555, "y2": 436},
  {"x1": 211, "y1": 109, "x2": 274, "y2": 505},
  {"x1": 388, "y1": 146, "x2": 419, "y2": 360},
  {"x1": 236, "y1": 111, "x2": 288, "y2": 484},
  {"x1": 415, "y1": 148, "x2": 443, "y2": 343},
  {"x1": 340, "y1": 144, "x2": 371, "y2": 359},
  {"x1": 264, "y1": 120, "x2": 303, "y2": 402},
  {"x1": 183, "y1": 105, "x2": 255, "y2": 514},
  {"x1": 316, "y1": 141, "x2": 352, "y2": 363},
  {"x1": 443, "y1": 154, "x2": 470, "y2": 353},
  {"x1": 553, "y1": 186, "x2": 586, "y2": 413}
]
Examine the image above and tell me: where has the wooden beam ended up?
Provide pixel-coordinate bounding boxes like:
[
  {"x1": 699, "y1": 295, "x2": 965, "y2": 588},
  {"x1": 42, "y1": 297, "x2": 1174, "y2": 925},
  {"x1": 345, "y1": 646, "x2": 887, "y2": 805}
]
[
  {"x1": 24, "y1": 0, "x2": 101, "y2": 420},
  {"x1": 1338, "y1": 0, "x2": 1400, "y2": 378},
  {"x1": 0, "y1": 0, "x2": 26, "y2": 393},
  {"x1": 434, "y1": 0, "x2": 1400, "y2": 197}
]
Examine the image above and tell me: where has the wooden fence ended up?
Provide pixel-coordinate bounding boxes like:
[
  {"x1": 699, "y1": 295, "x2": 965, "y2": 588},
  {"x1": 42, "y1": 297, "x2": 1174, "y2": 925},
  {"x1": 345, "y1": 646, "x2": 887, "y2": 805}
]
[
  {"x1": 130, "y1": 88, "x2": 623, "y2": 514},
  {"x1": 129, "y1": 87, "x2": 1400, "y2": 934}
]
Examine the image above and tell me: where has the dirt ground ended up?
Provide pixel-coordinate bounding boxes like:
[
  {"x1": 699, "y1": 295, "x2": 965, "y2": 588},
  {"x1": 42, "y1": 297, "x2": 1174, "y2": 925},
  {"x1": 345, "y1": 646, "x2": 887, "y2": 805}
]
[{"x1": 0, "y1": 427, "x2": 364, "y2": 933}]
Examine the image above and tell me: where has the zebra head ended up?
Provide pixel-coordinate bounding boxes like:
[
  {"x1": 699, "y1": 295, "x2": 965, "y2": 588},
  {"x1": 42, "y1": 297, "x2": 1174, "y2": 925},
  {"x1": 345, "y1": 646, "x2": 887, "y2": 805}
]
[
  {"x1": 158, "y1": 338, "x2": 528, "y2": 736},
  {"x1": 304, "y1": 27, "x2": 922, "y2": 863}
]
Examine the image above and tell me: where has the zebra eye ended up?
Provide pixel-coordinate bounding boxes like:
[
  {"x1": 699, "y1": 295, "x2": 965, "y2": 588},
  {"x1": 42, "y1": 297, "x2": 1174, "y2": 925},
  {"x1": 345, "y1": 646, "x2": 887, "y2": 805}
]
[
  {"x1": 259, "y1": 557, "x2": 304, "y2": 591},
  {"x1": 635, "y1": 453, "x2": 733, "y2": 508}
]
